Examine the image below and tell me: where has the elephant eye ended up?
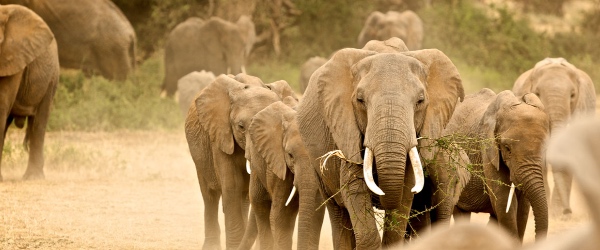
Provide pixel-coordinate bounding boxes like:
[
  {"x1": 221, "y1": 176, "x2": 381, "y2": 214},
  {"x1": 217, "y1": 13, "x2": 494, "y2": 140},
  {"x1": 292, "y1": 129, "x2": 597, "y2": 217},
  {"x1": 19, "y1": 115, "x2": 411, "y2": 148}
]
[
  {"x1": 570, "y1": 92, "x2": 576, "y2": 99},
  {"x1": 238, "y1": 121, "x2": 245, "y2": 130},
  {"x1": 288, "y1": 152, "x2": 294, "y2": 159}
]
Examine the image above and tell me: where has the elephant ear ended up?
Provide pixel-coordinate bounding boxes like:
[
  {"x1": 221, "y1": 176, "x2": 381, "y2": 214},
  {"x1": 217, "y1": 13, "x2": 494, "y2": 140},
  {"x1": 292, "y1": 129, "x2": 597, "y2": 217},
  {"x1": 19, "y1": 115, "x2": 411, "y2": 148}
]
[
  {"x1": 317, "y1": 48, "x2": 377, "y2": 162},
  {"x1": 574, "y1": 68, "x2": 597, "y2": 116},
  {"x1": 403, "y1": 49, "x2": 465, "y2": 159},
  {"x1": 249, "y1": 101, "x2": 290, "y2": 180},
  {"x1": 266, "y1": 80, "x2": 299, "y2": 101},
  {"x1": 480, "y1": 91, "x2": 519, "y2": 171},
  {"x1": 357, "y1": 11, "x2": 385, "y2": 47},
  {"x1": 195, "y1": 75, "x2": 243, "y2": 155},
  {"x1": 0, "y1": 5, "x2": 54, "y2": 76}
]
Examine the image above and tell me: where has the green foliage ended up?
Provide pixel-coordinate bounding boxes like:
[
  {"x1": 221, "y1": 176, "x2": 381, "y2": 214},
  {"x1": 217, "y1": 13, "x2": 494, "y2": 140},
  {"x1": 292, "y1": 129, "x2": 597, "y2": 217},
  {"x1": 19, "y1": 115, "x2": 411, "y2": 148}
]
[{"x1": 48, "y1": 53, "x2": 182, "y2": 131}]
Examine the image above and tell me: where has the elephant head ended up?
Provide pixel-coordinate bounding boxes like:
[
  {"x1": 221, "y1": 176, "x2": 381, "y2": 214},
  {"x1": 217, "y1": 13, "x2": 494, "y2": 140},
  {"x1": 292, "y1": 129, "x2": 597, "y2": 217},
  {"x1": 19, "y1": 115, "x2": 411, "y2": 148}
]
[
  {"x1": 481, "y1": 91, "x2": 549, "y2": 240},
  {"x1": 0, "y1": 5, "x2": 54, "y2": 76},
  {"x1": 303, "y1": 40, "x2": 463, "y2": 243},
  {"x1": 357, "y1": 10, "x2": 424, "y2": 50},
  {"x1": 194, "y1": 74, "x2": 281, "y2": 155}
]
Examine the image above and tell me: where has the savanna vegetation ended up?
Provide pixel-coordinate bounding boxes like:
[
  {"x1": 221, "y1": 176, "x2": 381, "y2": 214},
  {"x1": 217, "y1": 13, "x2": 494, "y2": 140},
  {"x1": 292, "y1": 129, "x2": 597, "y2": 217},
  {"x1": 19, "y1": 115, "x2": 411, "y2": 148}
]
[{"x1": 46, "y1": 0, "x2": 600, "y2": 131}]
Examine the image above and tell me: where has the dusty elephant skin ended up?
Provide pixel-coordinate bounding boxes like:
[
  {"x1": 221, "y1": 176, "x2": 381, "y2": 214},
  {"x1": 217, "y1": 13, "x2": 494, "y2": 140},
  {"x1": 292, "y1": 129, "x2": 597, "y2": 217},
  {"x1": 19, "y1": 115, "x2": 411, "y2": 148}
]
[
  {"x1": 162, "y1": 16, "x2": 256, "y2": 97},
  {"x1": 184, "y1": 74, "x2": 296, "y2": 249},
  {"x1": 357, "y1": 10, "x2": 424, "y2": 51},
  {"x1": 512, "y1": 58, "x2": 596, "y2": 216},
  {"x1": 0, "y1": 0, "x2": 137, "y2": 81},
  {"x1": 296, "y1": 38, "x2": 464, "y2": 249},
  {"x1": 0, "y1": 5, "x2": 60, "y2": 181},
  {"x1": 450, "y1": 89, "x2": 549, "y2": 242}
]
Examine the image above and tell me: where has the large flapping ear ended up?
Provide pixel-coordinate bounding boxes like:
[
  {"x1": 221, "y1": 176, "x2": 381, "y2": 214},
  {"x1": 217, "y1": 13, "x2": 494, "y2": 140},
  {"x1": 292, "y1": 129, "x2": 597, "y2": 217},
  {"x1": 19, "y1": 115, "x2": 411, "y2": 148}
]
[
  {"x1": 0, "y1": 5, "x2": 54, "y2": 76},
  {"x1": 249, "y1": 101, "x2": 292, "y2": 180},
  {"x1": 362, "y1": 37, "x2": 409, "y2": 53},
  {"x1": 317, "y1": 48, "x2": 377, "y2": 162},
  {"x1": 573, "y1": 68, "x2": 597, "y2": 117},
  {"x1": 403, "y1": 49, "x2": 465, "y2": 159},
  {"x1": 480, "y1": 91, "x2": 519, "y2": 171},
  {"x1": 547, "y1": 116, "x2": 600, "y2": 227},
  {"x1": 195, "y1": 75, "x2": 243, "y2": 155},
  {"x1": 266, "y1": 80, "x2": 299, "y2": 101}
]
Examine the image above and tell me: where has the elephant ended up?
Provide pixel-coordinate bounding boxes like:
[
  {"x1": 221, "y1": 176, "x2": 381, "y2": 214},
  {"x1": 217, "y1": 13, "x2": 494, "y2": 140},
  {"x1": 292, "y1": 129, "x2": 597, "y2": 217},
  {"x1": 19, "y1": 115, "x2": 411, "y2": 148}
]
[
  {"x1": 238, "y1": 98, "x2": 319, "y2": 250},
  {"x1": 512, "y1": 57, "x2": 596, "y2": 216},
  {"x1": 184, "y1": 73, "x2": 296, "y2": 249},
  {"x1": 447, "y1": 89, "x2": 549, "y2": 242},
  {"x1": 0, "y1": 5, "x2": 60, "y2": 181},
  {"x1": 162, "y1": 15, "x2": 256, "y2": 97},
  {"x1": 296, "y1": 37, "x2": 465, "y2": 249},
  {"x1": 0, "y1": 0, "x2": 137, "y2": 81},
  {"x1": 298, "y1": 56, "x2": 327, "y2": 93},
  {"x1": 357, "y1": 10, "x2": 424, "y2": 51},
  {"x1": 177, "y1": 70, "x2": 216, "y2": 117},
  {"x1": 524, "y1": 116, "x2": 600, "y2": 250}
]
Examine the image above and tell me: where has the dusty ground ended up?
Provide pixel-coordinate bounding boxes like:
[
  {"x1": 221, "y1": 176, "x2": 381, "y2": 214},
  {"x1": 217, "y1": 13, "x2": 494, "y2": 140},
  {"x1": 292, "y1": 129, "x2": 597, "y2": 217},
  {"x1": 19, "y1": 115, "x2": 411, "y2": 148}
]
[{"x1": 0, "y1": 129, "x2": 591, "y2": 249}]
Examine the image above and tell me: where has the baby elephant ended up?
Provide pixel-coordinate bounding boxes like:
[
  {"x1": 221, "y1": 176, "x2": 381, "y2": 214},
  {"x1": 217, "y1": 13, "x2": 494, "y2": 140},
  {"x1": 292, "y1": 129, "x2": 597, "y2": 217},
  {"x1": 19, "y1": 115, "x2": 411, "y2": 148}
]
[{"x1": 448, "y1": 89, "x2": 549, "y2": 242}]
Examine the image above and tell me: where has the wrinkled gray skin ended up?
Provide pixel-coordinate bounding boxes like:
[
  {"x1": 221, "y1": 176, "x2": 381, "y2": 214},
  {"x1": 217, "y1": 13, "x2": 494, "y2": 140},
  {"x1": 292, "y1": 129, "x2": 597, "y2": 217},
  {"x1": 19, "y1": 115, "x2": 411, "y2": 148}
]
[
  {"x1": 0, "y1": 5, "x2": 60, "y2": 181},
  {"x1": 162, "y1": 16, "x2": 256, "y2": 97},
  {"x1": 177, "y1": 70, "x2": 216, "y2": 117},
  {"x1": 357, "y1": 10, "x2": 424, "y2": 50},
  {"x1": 298, "y1": 56, "x2": 327, "y2": 93},
  {"x1": 297, "y1": 37, "x2": 464, "y2": 249},
  {"x1": 525, "y1": 116, "x2": 600, "y2": 250},
  {"x1": 450, "y1": 89, "x2": 549, "y2": 242},
  {"x1": 238, "y1": 98, "x2": 316, "y2": 250},
  {"x1": 0, "y1": 0, "x2": 136, "y2": 81},
  {"x1": 513, "y1": 58, "x2": 596, "y2": 216},
  {"x1": 184, "y1": 74, "x2": 295, "y2": 249}
]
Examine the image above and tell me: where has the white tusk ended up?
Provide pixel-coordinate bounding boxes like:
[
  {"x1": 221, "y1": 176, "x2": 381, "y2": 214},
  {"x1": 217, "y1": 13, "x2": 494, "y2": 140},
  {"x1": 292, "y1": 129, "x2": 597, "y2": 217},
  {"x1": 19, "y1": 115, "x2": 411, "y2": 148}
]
[
  {"x1": 285, "y1": 186, "x2": 297, "y2": 206},
  {"x1": 363, "y1": 148, "x2": 385, "y2": 196},
  {"x1": 506, "y1": 183, "x2": 515, "y2": 213},
  {"x1": 409, "y1": 147, "x2": 424, "y2": 194},
  {"x1": 246, "y1": 160, "x2": 251, "y2": 174}
]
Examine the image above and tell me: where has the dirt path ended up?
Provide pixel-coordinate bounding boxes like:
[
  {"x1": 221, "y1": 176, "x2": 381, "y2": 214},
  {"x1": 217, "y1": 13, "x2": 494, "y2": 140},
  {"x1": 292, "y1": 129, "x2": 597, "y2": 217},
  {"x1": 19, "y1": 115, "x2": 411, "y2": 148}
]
[{"x1": 0, "y1": 130, "x2": 589, "y2": 249}]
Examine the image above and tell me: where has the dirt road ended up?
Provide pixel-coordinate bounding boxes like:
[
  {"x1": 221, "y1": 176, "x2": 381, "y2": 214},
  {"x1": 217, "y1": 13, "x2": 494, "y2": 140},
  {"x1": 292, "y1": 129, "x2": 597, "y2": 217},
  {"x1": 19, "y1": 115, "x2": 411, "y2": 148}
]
[{"x1": 0, "y1": 130, "x2": 590, "y2": 249}]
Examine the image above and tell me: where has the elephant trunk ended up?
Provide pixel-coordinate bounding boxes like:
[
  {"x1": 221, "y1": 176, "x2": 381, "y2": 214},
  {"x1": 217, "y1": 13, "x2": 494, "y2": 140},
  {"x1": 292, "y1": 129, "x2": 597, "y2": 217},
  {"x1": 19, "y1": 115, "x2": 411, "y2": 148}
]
[
  {"x1": 544, "y1": 93, "x2": 571, "y2": 134},
  {"x1": 517, "y1": 165, "x2": 549, "y2": 240}
]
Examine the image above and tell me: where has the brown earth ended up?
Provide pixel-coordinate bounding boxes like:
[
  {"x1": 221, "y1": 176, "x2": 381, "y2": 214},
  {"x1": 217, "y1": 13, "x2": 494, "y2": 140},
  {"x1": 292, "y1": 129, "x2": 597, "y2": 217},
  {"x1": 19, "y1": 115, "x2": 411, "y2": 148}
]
[{"x1": 0, "y1": 129, "x2": 591, "y2": 249}]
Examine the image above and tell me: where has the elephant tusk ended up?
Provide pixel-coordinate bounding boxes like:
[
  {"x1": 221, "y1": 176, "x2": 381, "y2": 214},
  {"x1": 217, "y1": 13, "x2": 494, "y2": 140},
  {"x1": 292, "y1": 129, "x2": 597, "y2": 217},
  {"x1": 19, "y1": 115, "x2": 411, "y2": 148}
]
[
  {"x1": 409, "y1": 147, "x2": 424, "y2": 194},
  {"x1": 285, "y1": 186, "x2": 297, "y2": 206},
  {"x1": 246, "y1": 160, "x2": 251, "y2": 174},
  {"x1": 363, "y1": 147, "x2": 385, "y2": 196},
  {"x1": 506, "y1": 183, "x2": 515, "y2": 213}
]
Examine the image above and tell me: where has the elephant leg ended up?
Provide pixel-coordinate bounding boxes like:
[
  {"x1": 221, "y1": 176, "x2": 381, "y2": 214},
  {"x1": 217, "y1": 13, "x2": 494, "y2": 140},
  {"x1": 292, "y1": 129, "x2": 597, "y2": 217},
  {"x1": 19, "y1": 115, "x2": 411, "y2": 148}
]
[
  {"x1": 326, "y1": 202, "x2": 356, "y2": 250},
  {"x1": 254, "y1": 199, "x2": 273, "y2": 250},
  {"x1": 22, "y1": 88, "x2": 55, "y2": 180},
  {"x1": 516, "y1": 191, "x2": 530, "y2": 242},
  {"x1": 0, "y1": 73, "x2": 22, "y2": 182},
  {"x1": 199, "y1": 179, "x2": 222, "y2": 250},
  {"x1": 238, "y1": 175, "x2": 260, "y2": 250},
  {"x1": 215, "y1": 151, "x2": 248, "y2": 249},
  {"x1": 270, "y1": 198, "x2": 298, "y2": 250},
  {"x1": 343, "y1": 165, "x2": 380, "y2": 250},
  {"x1": 551, "y1": 167, "x2": 573, "y2": 215}
]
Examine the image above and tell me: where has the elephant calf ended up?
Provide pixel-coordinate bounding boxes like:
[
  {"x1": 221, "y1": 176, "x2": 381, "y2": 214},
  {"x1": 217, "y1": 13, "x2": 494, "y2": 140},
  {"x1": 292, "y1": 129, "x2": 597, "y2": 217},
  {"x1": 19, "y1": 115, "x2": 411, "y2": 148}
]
[{"x1": 449, "y1": 89, "x2": 549, "y2": 242}]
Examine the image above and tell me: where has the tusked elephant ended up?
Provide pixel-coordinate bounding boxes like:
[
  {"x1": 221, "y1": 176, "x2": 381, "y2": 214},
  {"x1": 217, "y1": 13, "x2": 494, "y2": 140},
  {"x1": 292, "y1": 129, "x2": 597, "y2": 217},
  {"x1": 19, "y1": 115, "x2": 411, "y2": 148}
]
[
  {"x1": 0, "y1": 5, "x2": 60, "y2": 181},
  {"x1": 184, "y1": 73, "x2": 295, "y2": 249},
  {"x1": 512, "y1": 57, "x2": 596, "y2": 216},
  {"x1": 177, "y1": 70, "x2": 216, "y2": 117},
  {"x1": 296, "y1": 37, "x2": 464, "y2": 249},
  {"x1": 162, "y1": 15, "x2": 256, "y2": 97},
  {"x1": 450, "y1": 89, "x2": 549, "y2": 242},
  {"x1": 357, "y1": 10, "x2": 424, "y2": 51},
  {"x1": 0, "y1": 0, "x2": 137, "y2": 81},
  {"x1": 298, "y1": 56, "x2": 327, "y2": 94}
]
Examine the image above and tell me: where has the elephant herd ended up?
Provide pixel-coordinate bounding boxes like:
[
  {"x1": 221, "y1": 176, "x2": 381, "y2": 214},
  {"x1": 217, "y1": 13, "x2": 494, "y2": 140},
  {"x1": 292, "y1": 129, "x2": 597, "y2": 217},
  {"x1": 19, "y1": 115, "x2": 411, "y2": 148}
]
[{"x1": 179, "y1": 33, "x2": 597, "y2": 249}]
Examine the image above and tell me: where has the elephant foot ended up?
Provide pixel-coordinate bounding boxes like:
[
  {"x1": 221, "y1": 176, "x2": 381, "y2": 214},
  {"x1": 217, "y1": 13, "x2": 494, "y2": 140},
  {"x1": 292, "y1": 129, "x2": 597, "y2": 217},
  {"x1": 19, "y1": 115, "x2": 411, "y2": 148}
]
[
  {"x1": 202, "y1": 239, "x2": 221, "y2": 250},
  {"x1": 22, "y1": 170, "x2": 45, "y2": 181},
  {"x1": 562, "y1": 208, "x2": 572, "y2": 215}
]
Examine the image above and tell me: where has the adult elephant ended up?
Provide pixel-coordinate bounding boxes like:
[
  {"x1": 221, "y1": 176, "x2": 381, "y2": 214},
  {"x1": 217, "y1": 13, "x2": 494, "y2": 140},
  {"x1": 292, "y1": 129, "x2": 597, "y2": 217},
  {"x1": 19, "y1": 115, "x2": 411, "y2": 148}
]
[
  {"x1": 0, "y1": 5, "x2": 60, "y2": 180},
  {"x1": 184, "y1": 74, "x2": 295, "y2": 249},
  {"x1": 296, "y1": 39, "x2": 464, "y2": 248},
  {"x1": 298, "y1": 56, "x2": 327, "y2": 93},
  {"x1": 162, "y1": 16, "x2": 256, "y2": 97},
  {"x1": 357, "y1": 10, "x2": 424, "y2": 51},
  {"x1": 177, "y1": 70, "x2": 216, "y2": 117},
  {"x1": 0, "y1": 0, "x2": 136, "y2": 81},
  {"x1": 512, "y1": 57, "x2": 596, "y2": 216},
  {"x1": 451, "y1": 89, "x2": 549, "y2": 242}
]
